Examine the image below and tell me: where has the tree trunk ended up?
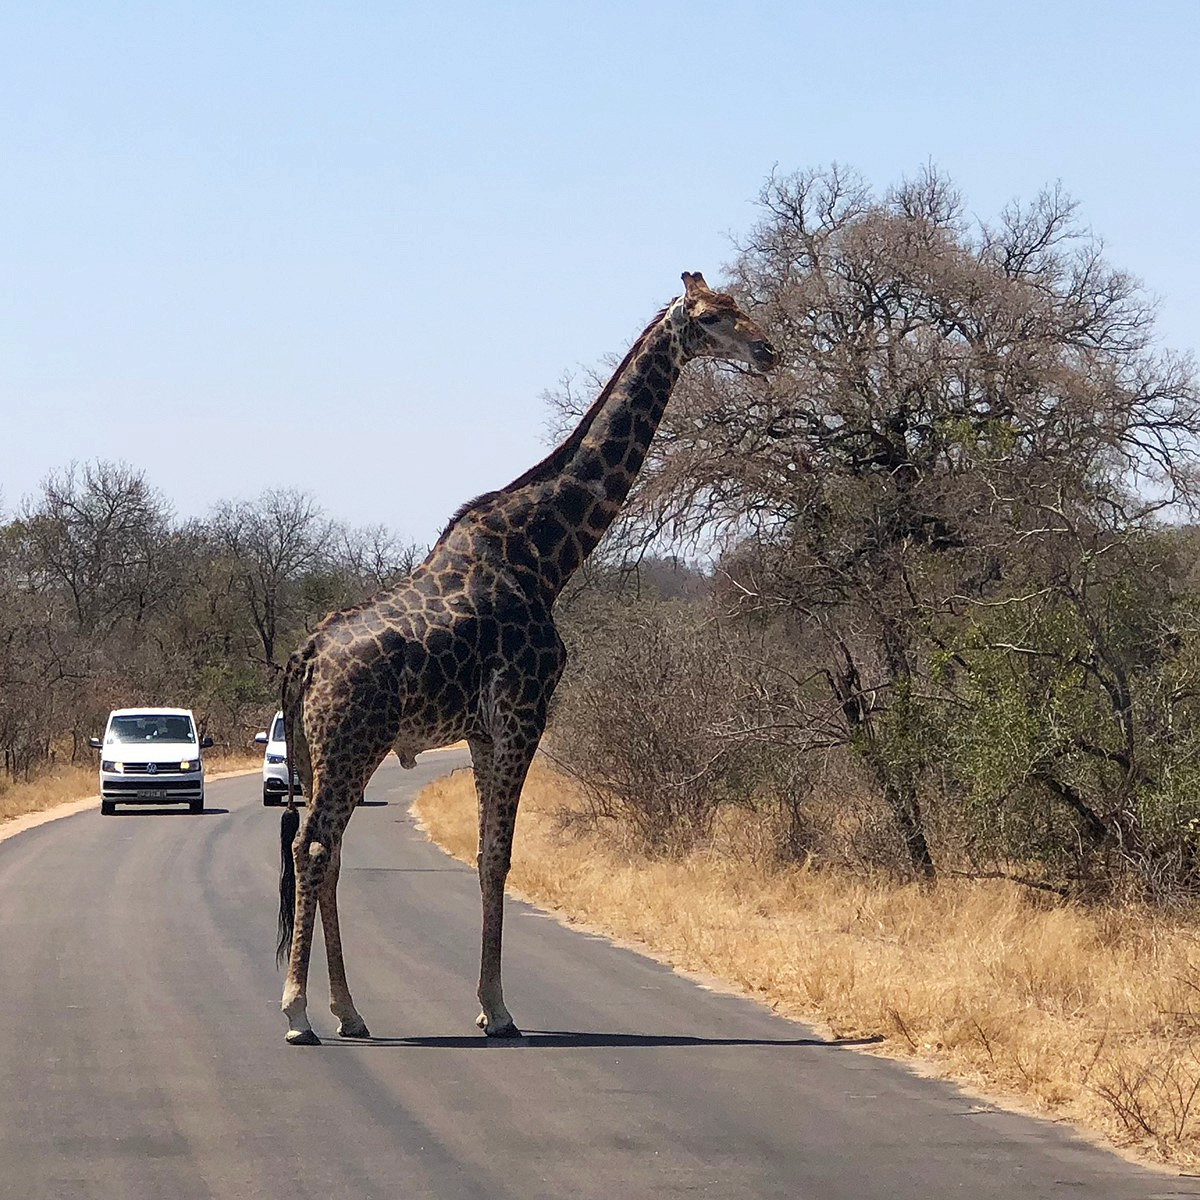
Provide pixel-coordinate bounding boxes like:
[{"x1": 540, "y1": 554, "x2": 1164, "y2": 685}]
[{"x1": 881, "y1": 769, "x2": 936, "y2": 879}]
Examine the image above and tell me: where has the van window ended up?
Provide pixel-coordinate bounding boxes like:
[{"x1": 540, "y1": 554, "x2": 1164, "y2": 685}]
[
  {"x1": 109, "y1": 714, "x2": 196, "y2": 743},
  {"x1": 272, "y1": 716, "x2": 286, "y2": 742}
]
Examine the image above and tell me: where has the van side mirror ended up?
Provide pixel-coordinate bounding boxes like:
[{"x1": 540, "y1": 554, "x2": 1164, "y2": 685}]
[
  {"x1": 254, "y1": 731, "x2": 268, "y2": 745},
  {"x1": 200, "y1": 735, "x2": 214, "y2": 750},
  {"x1": 88, "y1": 736, "x2": 102, "y2": 750}
]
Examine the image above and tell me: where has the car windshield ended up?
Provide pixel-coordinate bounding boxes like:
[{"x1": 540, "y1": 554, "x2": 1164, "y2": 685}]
[
  {"x1": 271, "y1": 716, "x2": 286, "y2": 742},
  {"x1": 108, "y1": 714, "x2": 195, "y2": 744}
]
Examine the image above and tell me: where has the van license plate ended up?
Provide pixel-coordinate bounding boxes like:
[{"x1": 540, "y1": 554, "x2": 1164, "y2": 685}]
[{"x1": 143, "y1": 789, "x2": 167, "y2": 799}]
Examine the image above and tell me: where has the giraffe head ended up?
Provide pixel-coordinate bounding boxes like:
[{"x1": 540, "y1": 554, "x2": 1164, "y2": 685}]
[{"x1": 674, "y1": 271, "x2": 778, "y2": 372}]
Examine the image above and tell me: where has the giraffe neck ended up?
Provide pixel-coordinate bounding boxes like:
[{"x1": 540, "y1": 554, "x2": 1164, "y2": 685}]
[
  {"x1": 509, "y1": 302, "x2": 688, "y2": 595},
  {"x1": 437, "y1": 301, "x2": 694, "y2": 601}
]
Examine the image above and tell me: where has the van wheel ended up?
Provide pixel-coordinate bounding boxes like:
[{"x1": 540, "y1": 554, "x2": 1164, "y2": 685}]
[
  {"x1": 100, "y1": 800, "x2": 115, "y2": 816},
  {"x1": 263, "y1": 790, "x2": 280, "y2": 806},
  {"x1": 190, "y1": 798, "x2": 204, "y2": 814}
]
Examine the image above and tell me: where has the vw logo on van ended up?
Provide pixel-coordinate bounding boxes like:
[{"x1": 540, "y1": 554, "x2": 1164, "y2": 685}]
[{"x1": 147, "y1": 762, "x2": 158, "y2": 775}]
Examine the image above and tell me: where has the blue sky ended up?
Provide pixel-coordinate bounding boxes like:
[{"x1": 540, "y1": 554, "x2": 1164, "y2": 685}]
[{"x1": 2, "y1": 1, "x2": 1198, "y2": 546}]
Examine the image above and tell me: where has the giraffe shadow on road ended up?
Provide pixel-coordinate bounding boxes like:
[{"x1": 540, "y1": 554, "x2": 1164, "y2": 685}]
[{"x1": 330, "y1": 1030, "x2": 884, "y2": 1050}]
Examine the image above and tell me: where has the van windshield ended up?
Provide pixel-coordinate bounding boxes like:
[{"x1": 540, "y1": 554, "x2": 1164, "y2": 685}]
[
  {"x1": 271, "y1": 716, "x2": 286, "y2": 742},
  {"x1": 108, "y1": 714, "x2": 195, "y2": 744}
]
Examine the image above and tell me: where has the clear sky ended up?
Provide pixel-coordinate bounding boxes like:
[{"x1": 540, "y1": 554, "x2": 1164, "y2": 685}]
[{"x1": 2, "y1": 1, "x2": 1198, "y2": 546}]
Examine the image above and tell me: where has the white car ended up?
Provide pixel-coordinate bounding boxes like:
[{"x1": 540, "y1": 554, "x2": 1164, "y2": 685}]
[
  {"x1": 90, "y1": 707, "x2": 212, "y2": 815},
  {"x1": 255, "y1": 710, "x2": 302, "y2": 806}
]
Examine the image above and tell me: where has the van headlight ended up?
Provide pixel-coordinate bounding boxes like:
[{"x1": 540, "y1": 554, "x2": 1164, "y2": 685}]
[
  {"x1": 179, "y1": 759, "x2": 197, "y2": 772},
  {"x1": 265, "y1": 753, "x2": 286, "y2": 765},
  {"x1": 101, "y1": 760, "x2": 123, "y2": 773}
]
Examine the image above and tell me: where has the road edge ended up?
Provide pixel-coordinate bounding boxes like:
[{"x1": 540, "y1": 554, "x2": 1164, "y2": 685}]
[{"x1": 0, "y1": 766, "x2": 260, "y2": 847}]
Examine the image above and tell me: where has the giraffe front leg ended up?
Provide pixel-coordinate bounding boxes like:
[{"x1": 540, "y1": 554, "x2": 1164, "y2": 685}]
[
  {"x1": 472, "y1": 734, "x2": 535, "y2": 1038},
  {"x1": 469, "y1": 736, "x2": 497, "y2": 1032},
  {"x1": 477, "y1": 864, "x2": 519, "y2": 1038},
  {"x1": 319, "y1": 844, "x2": 370, "y2": 1039},
  {"x1": 470, "y1": 737, "x2": 516, "y2": 1035}
]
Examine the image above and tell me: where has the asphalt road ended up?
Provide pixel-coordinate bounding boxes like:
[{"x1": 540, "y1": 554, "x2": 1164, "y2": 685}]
[{"x1": 1, "y1": 752, "x2": 1194, "y2": 1200}]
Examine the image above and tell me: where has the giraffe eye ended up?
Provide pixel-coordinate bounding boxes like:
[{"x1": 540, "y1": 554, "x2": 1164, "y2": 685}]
[{"x1": 696, "y1": 313, "x2": 722, "y2": 326}]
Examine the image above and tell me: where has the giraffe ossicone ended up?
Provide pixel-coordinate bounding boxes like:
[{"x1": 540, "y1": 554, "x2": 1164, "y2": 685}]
[{"x1": 275, "y1": 273, "x2": 777, "y2": 1044}]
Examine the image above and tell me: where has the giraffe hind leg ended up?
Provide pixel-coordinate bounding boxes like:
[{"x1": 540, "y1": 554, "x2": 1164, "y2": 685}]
[
  {"x1": 319, "y1": 842, "x2": 370, "y2": 1039},
  {"x1": 281, "y1": 783, "x2": 344, "y2": 1045},
  {"x1": 281, "y1": 827, "x2": 324, "y2": 1046}
]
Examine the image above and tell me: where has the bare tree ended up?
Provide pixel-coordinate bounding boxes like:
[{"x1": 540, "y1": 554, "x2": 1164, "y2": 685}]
[
  {"x1": 16, "y1": 461, "x2": 175, "y2": 634},
  {"x1": 211, "y1": 489, "x2": 336, "y2": 668},
  {"x1": 335, "y1": 524, "x2": 424, "y2": 595}
]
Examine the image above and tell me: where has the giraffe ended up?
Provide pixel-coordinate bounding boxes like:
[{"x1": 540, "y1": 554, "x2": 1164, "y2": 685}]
[{"x1": 276, "y1": 272, "x2": 777, "y2": 1045}]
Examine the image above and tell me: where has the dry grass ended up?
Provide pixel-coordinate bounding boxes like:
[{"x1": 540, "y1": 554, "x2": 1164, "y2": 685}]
[
  {"x1": 415, "y1": 760, "x2": 1200, "y2": 1170},
  {"x1": 0, "y1": 752, "x2": 261, "y2": 825},
  {"x1": 0, "y1": 765, "x2": 99, "y2": 824}
]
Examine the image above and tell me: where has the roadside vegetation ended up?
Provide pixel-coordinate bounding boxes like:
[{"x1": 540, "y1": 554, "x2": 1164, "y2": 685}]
[
  {"x1": 0, "y1": 765, "x2": 99, "y2": 824},
  {"x1": 417, "y1": 762, "x2": 1200, "y2": 1168},
  {"x1": 543, "y1": 166, "x2": 1200, "y2": 904},
  {"x1": 0, "y1": 467, "x2": 422, "y2": 813}
]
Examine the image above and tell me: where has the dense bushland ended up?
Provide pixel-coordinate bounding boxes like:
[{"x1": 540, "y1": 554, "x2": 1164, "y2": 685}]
[{"x1": 0, "y1": 462, "x2": 419, "y2": 781}]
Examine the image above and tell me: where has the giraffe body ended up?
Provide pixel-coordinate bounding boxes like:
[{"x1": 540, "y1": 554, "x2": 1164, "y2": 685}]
[{"x1": 277, "y1": 274, "x2": 776, "y2": 1044}]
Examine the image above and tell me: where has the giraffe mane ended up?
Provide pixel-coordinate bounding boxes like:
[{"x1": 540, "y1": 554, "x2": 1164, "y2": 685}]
[
  {"x1": 435, "y1": 302, "x2": 674, "y2": 543},
  {"x1": 437, "y1": 490, "x2": 500, "y2": 540}
]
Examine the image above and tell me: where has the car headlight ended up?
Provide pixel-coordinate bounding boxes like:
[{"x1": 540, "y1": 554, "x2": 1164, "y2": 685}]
[
  {"x1": 101, "y1": 760, "x2": 123, "y2": 773},
  {"x1": 179, "y1": 759, "x2": 197, "y2": 772},
  {"x1": 265, "y1": 753, "x2": 287, "y2": 765}
]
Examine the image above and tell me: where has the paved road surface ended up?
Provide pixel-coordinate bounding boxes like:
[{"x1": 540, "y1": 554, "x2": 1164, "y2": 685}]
[{"x1": 1, "y1": 753, "x2": 1194, "y2": 1199}]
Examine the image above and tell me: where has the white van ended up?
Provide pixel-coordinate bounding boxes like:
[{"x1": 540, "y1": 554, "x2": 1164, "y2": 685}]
[
  {"x1": 254, "y1": 710, "x2": 302, "y2": 806},
  {"x1": 90, "y1": 707, "x2": 212, "y2": 815}
]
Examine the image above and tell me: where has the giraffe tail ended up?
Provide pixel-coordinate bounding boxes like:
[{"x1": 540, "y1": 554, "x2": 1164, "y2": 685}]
[
  {"x1": 277, "y1": 804, "x2": 299, "y2": 967},
  {"x1": 281, "y1": 647, "x2": 308, "y2": 815},
  {"x1": 277, "y1": 649, "x2": 307, "y2": 967}
]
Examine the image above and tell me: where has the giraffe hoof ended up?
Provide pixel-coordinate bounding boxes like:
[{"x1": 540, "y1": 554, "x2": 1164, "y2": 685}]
[
  {"x1": 286, "y1": 1028, "x2": 322, "y2": 1046},
  {"x1": 338, "y1": 1019, "x2": 371, "y2": 1039},
  {"x1": 484, "y1": 1020, "x2": 522, "y2": 1039}
]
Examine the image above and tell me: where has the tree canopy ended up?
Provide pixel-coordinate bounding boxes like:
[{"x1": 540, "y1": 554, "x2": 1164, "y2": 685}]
[{"x1": 548, "y1": 166, "x2": 1200, "y2": 892}]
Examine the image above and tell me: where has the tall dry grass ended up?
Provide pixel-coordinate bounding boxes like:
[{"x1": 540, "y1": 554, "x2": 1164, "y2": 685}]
[
  {"x1": 0, "y1": 765, "x2": 98, "y2": 824},
  {"x1": 415, "y1": 760, "x2": 1200, "y2": 1169}
]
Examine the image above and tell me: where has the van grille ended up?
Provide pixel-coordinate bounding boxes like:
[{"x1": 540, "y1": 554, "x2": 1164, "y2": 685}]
[{"x1": 103, "y1": 779, "x2": 201, "y2": 795}]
